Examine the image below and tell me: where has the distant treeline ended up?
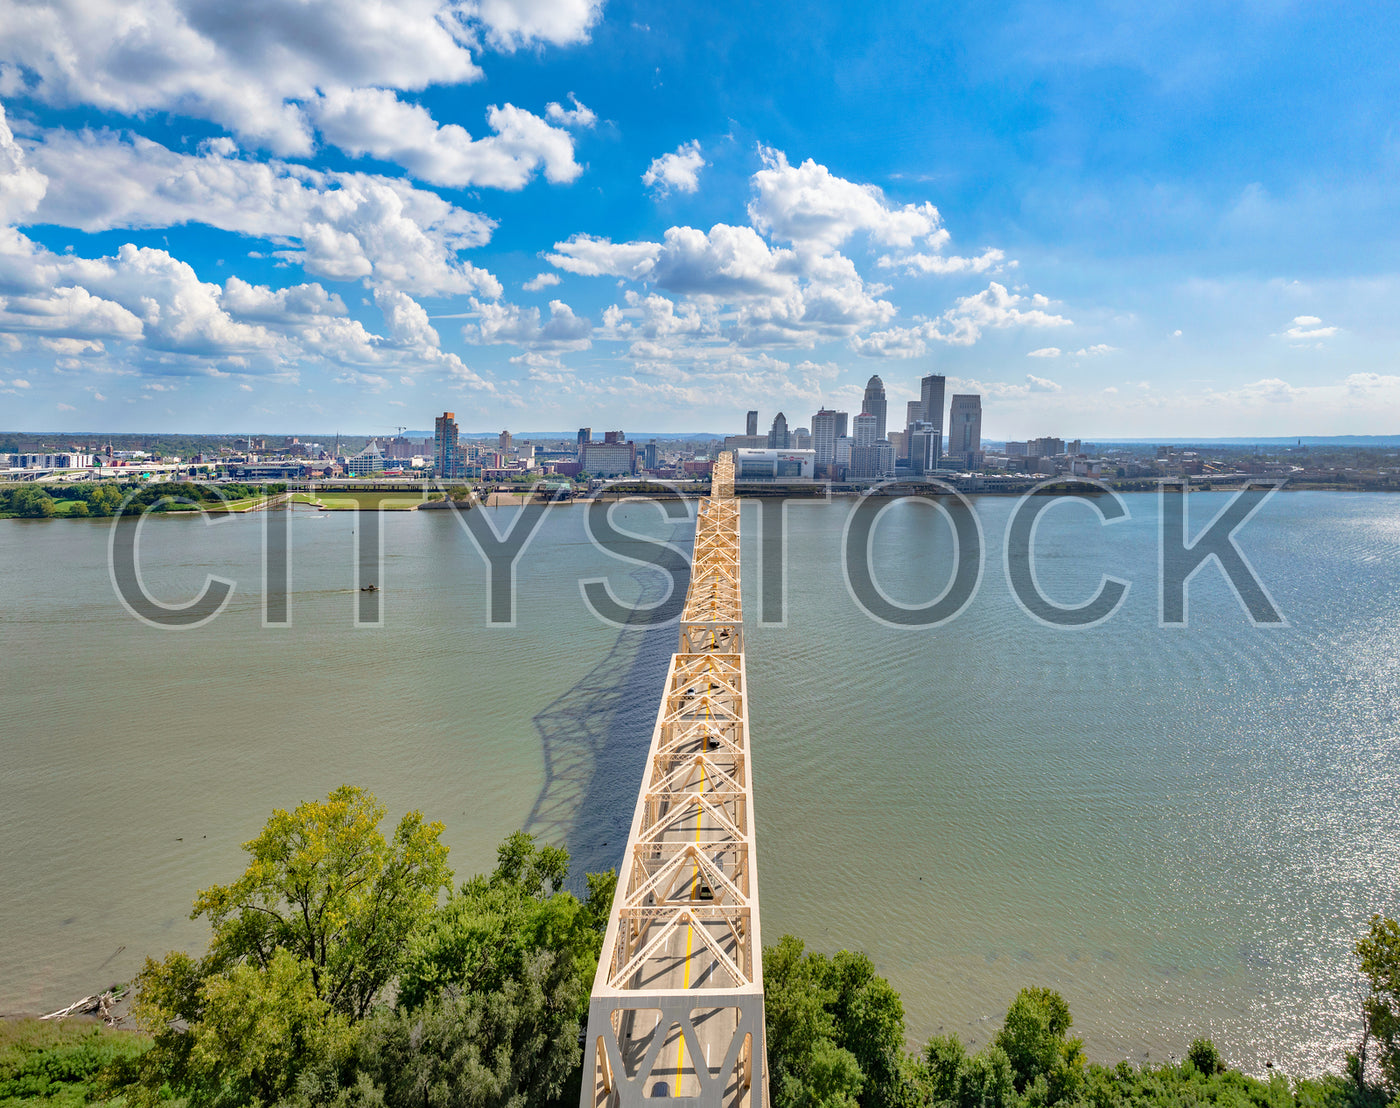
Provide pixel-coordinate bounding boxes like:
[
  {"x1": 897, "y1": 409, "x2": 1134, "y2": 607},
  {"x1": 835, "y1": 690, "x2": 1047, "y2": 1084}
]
[{"x1": 0, "y1": 481, "x2": 283, "y2": 518}]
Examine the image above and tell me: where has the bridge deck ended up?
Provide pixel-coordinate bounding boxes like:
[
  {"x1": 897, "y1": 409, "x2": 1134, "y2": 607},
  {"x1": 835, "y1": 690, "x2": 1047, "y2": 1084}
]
[{"x1": 581, "y1": 454, "x2": 767, "y2": 1107}]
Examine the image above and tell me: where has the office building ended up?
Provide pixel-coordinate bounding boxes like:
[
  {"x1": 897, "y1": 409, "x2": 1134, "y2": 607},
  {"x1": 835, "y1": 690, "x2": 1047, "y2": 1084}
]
[
  {"x1": 604, "y1": 430, "x2": 625, "y2": 444},
  {"x1": 498, "y1": 429, "x2": 513, "y2": 452},
  {"x1": 580, "y1": 440, "x2": 636, "y2": 476},
  {"x1": 852, "y1": 412, "x2": 878, "y2": 447},
  {"x1": 920, "y1": 374, "x2": 946, "y2": 465},
  {"x1": 577, "y1": 427, "x2": 592, "y2": 452},
  {"x1": 811, "y1": 409, "x2": 848, "y2": 467},
  {"x1": 835, "y1": 435, "x2": 853, "y2": 470},
  {"x1": 792, "y1": 427, "x2": 811, "y2": 451},
  {"x1": 434, "y1": 412, "x2": 462, "y2": 478},
  {"x1": 734, "y1": 448, "x2": 816, "y2": 480},
  {"x1": 849, "y1": 441, "x2": 895, "y2": 480},
  {"x1": 642, "y1": 441, "x2": 659, "y2": 470},
  {"x1": 909, "y1": 420, "x2": 937, "y2": 475},
  {"x1": 746, "y1": 410, "x2": 759, "y2": 437},
  {"x1": 347, "y1": 439, "x2": 386, "y2": 475},
  {"x1": 768, "y1": 412, "x2": 790, "y2": 449},
  {"x1": 863, "y1": 375, "x2": 888, "y2": 443},
  {"x1": 722, "y1": 435, "x2": 768, "y2": 451},
  {"x1": 948, "y1": 394, "x2": 982, "y2": 468},
  {"x1": 1029, "y1": 436, "x2": 1066, "y2": 457}
]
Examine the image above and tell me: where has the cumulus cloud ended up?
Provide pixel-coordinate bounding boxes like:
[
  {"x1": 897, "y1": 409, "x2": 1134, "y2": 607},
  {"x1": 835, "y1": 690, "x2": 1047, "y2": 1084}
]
[
  {"x1": 464, "y1": 297, "x2": 592, "y2": 351},
  {"x1": 545, "y1": 94, "x2": 597, "y2": 129},
  {"x1": 310, "y1": 90, "x2": 583, "y2": 189},
  {"x1": 1073, "y1": 344, "x2": 1117, "y2": 356},
  {"x1": 522, "y1": 272, "x2": 561, "y2": 291},
  {"x1": 642, "y1": 141, "x2": 706, "y2": 197},
  {"x1": 550, "y1": 223, "x2": 894, "y2": 347},
  {"x1": 0, "y1": 0, "x2": 603, "y2": 154},
  {"x1": 23, "y1": 126, "x2": 502, "y2": 297},
  {"x1": 748, "y1": 147, "x2": 942, "y2": 253},
  {"x1": 851, "y1": 282, "x2": 1071, "y2": 356},
  {"x1": 1027, "y1": 347, "x2": 1061, "y2": 358}
]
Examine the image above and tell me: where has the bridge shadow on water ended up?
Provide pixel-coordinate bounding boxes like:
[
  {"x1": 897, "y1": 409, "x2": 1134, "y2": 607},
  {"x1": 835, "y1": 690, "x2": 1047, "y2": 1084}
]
[{"x1": 524, "y1": 567, "x2": 685, "y2": 887}]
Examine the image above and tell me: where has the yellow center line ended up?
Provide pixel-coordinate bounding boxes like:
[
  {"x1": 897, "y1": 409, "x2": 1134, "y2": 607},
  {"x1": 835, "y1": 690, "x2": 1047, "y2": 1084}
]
[{"x1": 675, "y1": 695, "x2": 711, "y2": 1096}]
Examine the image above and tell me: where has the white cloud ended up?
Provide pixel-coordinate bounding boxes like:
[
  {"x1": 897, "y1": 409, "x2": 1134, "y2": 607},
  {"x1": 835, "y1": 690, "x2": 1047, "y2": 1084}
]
[
  {"x1": 56, "y1": 402, "x2": 76, "y2": 411},
  {"x1": 1284, "y1": 314, "x2": 1338, "y2": 342},
  {"x1": 23, "y1": 127, "x2": 502, "y2": 297},
  {"x1": 310, "y1": 90, "x2": 583, "y2": 189},
  {"x1": 547, "y1": 233, "x2": 663, "y2": 279},
  {"x1": 748, "y1": 147, "x2": 942, "y2": 253},
  {"x1": 464, "y1": 297, "x2": 592, "y2": 351},
  {"x1": 551, "y1": 223, "x2": 894, "y2": 348},
  {"x1": 545, "y1": 94, "x2": 597, "y2": 129},
  {"x1": 642, "y1": 141, "x2": 706, "y2": 197},
  {"x1": 11, "y1": 377, "x2": 30, "y2": 387},
  {"x1": 522, "y1": 272, "x2": 561, "y2": 291},
  {"x1": 1027, "y1": 347, "x2": 1061, "y2": 358},
  {"x1": 0, "y1": 0, "x2": 603, "y2": 154},
  {"x1": 1073, "y1": 344, "x2": 1117, "y2": 356},
  {"x1": 0, "y1": 105, "x2": 46, "y2": 226},
  {"x1": 878, "y1": 247, "x2": 1007, "y2": 276},
  {"x1": 851, "y1": 282, "x2": 1071, "y2": 356}
]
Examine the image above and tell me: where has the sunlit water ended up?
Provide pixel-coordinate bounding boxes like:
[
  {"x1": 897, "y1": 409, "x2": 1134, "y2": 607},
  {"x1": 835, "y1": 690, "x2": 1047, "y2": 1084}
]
[{"x1": 1, "y1": 491, "x2": 1397, "y2": 1076}]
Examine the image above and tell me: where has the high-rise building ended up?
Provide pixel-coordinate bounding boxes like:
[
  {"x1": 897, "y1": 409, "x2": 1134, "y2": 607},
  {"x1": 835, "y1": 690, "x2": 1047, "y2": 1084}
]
[
  {"x1": 1028, "y1": 436, "x2": 1065, "y2": 457},
  {"x1": 768, "y1": 412, "x2": 790, "y2": 449},
  {"x1": 604, "y1": 430, "x2": 625, "y2": 444},
  {"x1": 434, "y1": 412, "x2": 461, "y2": 478},
  {"x1": 581, "y1": 440, "x2": 636, "y2": 476},
  {"x1": 902, "y1": 400, "x2": 924, "y2": 459},
  {"x1": 498, "y1": 429, "x2": 513, "y2": 452},
  {"x1": 810, "y1": 409, "x2": 848, "y2": 467},
  {"x1": 920, "y1": 374, "x2": 946, "y2": 465},
  {"x1": 577, "y1": 427, "x2": 592, "y2": 452},
  {"x1": 908, "y1": 420, "x2": 937, "y2": 475},
  {"x1": 863, "y1": 375, "x2": 888, "y2": 443},
  {"x1": 792, "y1": 427, "x2": 812, "y2": 451},
  {"x1": 852, "y1": 412, "x2": 878, "y2": 447},
  {"x1": 746, "y1": 410, "x2": 759, "y2": 437},
  {"x1": 948, "y1": 394, "x2": 982, "y2": 466},
  {"x1": 643, "y1": 440, "x2": 659, "y2": 470}
]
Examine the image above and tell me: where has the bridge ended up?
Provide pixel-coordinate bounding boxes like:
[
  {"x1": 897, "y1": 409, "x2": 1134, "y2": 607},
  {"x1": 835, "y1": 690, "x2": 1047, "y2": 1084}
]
[{"x1": 580, "y1": 453, "x2": 769, "y2": 1107}]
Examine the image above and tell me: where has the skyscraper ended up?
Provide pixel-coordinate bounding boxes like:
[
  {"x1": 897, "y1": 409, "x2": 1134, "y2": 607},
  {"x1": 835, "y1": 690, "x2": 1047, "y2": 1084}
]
[
  {"x1": 577, "y1": 427, "x2": 591, "y2": 453},
  {"x1": 768, "y1": 412, "x2": 790, "y2": 449},
  {"x1": 908, "y1": 420, "x2": 936, "y2": 475},
  {"x1": 852, "y1": 412, "x2": 877, "y2": 447},
  {"x1": 746, "y1": 410, "x2": 758, "y2": 437},
  {"x1": 902, "y1": 399, "x2": 924, "y2": 459},
  {"x1": 811, "y1": 409, "x2": 848, "y2": 467},
  {"x1": 920, "y1": 374, "x2": 946, "y2": 465},
  {"x1": 434, "y1": 412, "x2": 460, "y2": 478},
  {"x1": 948, "y1": 394, "x2": 982, "y2": 466},
  {"x1": 862, "y1": 375, "x2": 888, "y2": 443}
]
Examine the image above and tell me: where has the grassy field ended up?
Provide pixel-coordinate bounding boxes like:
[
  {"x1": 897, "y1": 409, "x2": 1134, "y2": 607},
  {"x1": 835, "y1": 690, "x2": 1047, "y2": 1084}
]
[
  {"x1": 292, "y1": 489, "x2": 432, "y2": 510},
  {"x1": 0, "y1": 1018, "x2": 147, "y2": 1106}
]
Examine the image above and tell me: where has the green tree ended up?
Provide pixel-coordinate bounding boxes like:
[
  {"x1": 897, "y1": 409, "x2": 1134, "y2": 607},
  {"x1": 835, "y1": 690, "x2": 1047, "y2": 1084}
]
[
  {"x1": 764, "y1": 935, "x2": 909, "y2": 1108},
  {"x1": 361, "y1": 947, "x2": 586, "y2": 1108},
  {"x1": 1357, "y1": 914, "x2": 1400, "y2": 1093},
  {"x1": 193, "y1": 785, "x2": 452, "y2": 1020},
  {"x1": 993, "y1": 987, "x2": 1084, "y2": 1104},
  {"x1": 397, "y1": 831, "x2": 612, "y2": 1017}
]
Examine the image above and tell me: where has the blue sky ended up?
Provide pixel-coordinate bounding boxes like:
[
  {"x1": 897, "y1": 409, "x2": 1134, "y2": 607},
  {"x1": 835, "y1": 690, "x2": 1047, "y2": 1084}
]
[{"x1": 1, "y1": 0, "x2": 1397, "y2": 437}]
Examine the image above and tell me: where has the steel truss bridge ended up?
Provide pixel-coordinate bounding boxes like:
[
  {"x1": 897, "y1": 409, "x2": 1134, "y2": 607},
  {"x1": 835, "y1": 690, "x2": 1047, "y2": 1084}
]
[{"x1": 581, "y1": 453, "x2": 769, "y2": 1107}]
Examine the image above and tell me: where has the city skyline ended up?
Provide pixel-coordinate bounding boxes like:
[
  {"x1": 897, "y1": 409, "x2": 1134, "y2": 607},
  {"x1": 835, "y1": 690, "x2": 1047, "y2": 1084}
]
[{"x1": 1, "y1": 3, "x2": 1398, "y2": 437}]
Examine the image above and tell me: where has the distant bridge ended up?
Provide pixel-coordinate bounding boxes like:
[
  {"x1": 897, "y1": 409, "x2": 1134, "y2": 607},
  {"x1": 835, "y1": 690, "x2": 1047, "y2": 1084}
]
[{"x1": 581, "y1": 453, "x2": 768, "y2": 1107}]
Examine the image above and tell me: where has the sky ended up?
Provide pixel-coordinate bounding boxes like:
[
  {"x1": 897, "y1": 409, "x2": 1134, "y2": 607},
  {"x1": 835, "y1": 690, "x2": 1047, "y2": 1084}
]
[{"x1": 0, "y1": 0, "x2": 1398, "y2": 438}]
